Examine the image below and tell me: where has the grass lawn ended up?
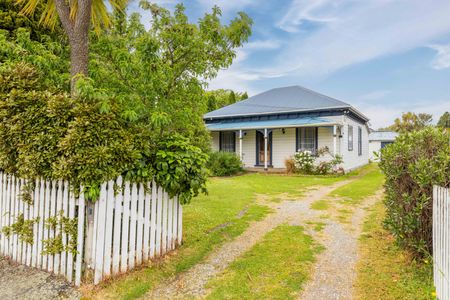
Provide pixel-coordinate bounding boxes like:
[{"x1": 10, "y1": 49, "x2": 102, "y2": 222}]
[
  {"x1": 330, "y1": 163, "x2": 384, "y2": 204},
  {"x1": 206, "y1": 225, "x2": 323, "y2": 300},
  {"x1": 86, "y1": 172, "x2": 346, "y2": 299},
  {"x1": 310, "y1": 163, "x2": 384, "y2": 223},
  {"x1": 355, "y1": 200, "x2": 435, "y2": 299}
]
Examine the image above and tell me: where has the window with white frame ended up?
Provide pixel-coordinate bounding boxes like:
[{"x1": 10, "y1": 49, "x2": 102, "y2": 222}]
[
  {"x1": 296, "y1": 127, "x2": 317, "y2": 154},
  {"x1": 348, "y1": 125, "x2": 353, "y2": 151},
  {"x1": 220, "y1": 131, "x2": 236, "y2": 152}
]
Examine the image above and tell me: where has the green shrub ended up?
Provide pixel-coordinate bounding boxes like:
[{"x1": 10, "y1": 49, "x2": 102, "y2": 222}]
[
  {"x1": 154, "y1": 135, "x2": 208, "y2": 204},
  {"x1": 0, "y1": 62, "x2": 208, "y2": 203},
  {"x1": 379, "y1": 127, "x2": 450, "y2": 257},
  {"x1": 207, "y1": 151, "x2": 243, "y2": 176}
]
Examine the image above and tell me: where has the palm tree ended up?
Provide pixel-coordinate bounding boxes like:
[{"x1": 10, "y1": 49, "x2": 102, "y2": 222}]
[{"x1": 17, "y1": 0, "x2": 128, "y2": 93}]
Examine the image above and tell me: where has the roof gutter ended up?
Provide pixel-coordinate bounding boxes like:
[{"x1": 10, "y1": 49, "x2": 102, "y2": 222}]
[
  {"x1": 206, "y1": 121, "x2": 343, "y2": 131},
  {"x1": 203, "y1": 106, "x2": 369, "y2": 122}
]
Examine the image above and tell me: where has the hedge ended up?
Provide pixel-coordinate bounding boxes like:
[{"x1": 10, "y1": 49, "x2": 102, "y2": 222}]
[{"x1": 379, "y1": 127, "x2": 450, "y2": 257}]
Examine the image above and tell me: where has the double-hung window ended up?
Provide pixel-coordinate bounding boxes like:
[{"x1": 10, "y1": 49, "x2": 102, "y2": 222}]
[
  {"x1": 296, "y1": 127, "x2": 317, "y2": 154},
  {"x1": 348, "y1": 125, "x2": 353, "y2": 151},
  {"x1": 220, "y1": 131, "x2": 236, "y2": 152},
  {"x1": 358, "y1": 127, "x2": 362, "y2": 156}
]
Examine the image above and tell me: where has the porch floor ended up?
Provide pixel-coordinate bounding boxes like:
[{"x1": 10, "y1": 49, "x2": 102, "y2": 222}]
[{"x1": 245, "y1": 167, "x2": 286, "y2": 174}]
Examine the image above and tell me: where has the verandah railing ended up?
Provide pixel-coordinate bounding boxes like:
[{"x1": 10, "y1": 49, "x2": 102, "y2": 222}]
[{"x1": 0, "y1": 172, "x2": 182, "y2": 286}]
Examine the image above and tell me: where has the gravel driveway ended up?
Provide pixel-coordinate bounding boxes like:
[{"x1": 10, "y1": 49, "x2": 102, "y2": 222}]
[{"x1": 145, "y1": 180, "x2": 353, "y2": 299}]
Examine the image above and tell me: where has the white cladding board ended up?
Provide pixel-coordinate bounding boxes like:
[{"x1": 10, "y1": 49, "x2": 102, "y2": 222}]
[
  {"x1": 272, "y1": 128, "x2": 296, "y2": 168},
  {"x1": 241, "y1": 130, "x2": 256, "y2": 167},
  {"x1": 340, "y1": 117, "x2": 370, "y2": 170}
]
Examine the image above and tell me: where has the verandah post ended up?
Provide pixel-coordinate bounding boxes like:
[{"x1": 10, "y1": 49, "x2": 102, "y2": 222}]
[
  {"x1": 333, "y1": 125, "x2": 337, "y2": 156},
  {"x1": 264, "y1": 128, "x2": 268, "y2": 170},
  {"x1": 239, "y1": 129, "x2": 243, "y2": 161}
]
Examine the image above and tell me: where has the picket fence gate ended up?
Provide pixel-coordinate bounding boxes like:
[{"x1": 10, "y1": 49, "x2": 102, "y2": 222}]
[
  {"x1": 433, "y1": 185, "x2": 450, "y2": 300},
  {"x1": 0, "y1": 172, "x2": 182, "y2": 286}
]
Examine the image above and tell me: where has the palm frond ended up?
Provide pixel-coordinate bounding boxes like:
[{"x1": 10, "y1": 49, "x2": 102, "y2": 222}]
[
  {"x1": 15, "y1": 0, "x2": 129, "y2": 32},
  {"x1": 91, "y1": 0, "x2": 110, "y2": 33},
  {"x1": 16, "y1": 0, "x2": 40, "y2": 16},
  {"x1": 39, "y1": 0, "x2": 58, "y2": 30}
]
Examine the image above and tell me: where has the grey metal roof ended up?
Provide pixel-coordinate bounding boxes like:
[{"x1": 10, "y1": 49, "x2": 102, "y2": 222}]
[
  {"x1": 204, "y1": 85, "x2": 366, "y2": 120},
  {"x1": 206, "y1": 116, "x2": 337, "y2": 131},
  {"x1": 369, "y1": 131, "x2": 399, "y2": 141}
]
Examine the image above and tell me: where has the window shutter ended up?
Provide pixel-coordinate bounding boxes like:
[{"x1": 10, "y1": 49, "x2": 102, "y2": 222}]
[{"x1": 315, "y1": 127, "x2": 318, "y2": 152}]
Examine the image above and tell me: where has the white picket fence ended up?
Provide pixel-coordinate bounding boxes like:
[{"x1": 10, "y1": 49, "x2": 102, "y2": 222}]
[
  {"x1": 0, "y1": 172, "x2": 182, "y2": 286},
  {"x1": 433, "y1": 185, "x2": 450, "y2": 300}
]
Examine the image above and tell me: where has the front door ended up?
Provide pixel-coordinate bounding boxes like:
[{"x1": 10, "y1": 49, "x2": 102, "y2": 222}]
[{"x1": 256, "y1": 130, "x2": 272, "y2": 166}]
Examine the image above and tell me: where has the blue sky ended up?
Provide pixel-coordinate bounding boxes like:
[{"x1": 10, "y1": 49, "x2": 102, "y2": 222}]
[{"x1": 130, "y1": 0, "x2": 450, "y2": 128}]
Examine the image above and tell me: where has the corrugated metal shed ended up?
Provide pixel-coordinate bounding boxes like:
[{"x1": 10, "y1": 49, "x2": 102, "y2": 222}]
[
  {"x1": 369, "y1": 131, "x2": 398, "y2": 141},
  {"x1": 204, "y1": 85, "x2": 354, "y2": 119}
]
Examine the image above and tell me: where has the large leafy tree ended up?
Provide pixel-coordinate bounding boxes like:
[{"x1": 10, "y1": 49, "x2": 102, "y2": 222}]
[
  {"x1": 386, "y1": 112, "x2": 433, "y2": 133},
  {"x1": 437, "y1": 111, "x2": 450, "y2": 128},
  {"x1": 89, "y1": 2, "x2": 252, "y2": 149},
  {"x1": 16, "y1": 0, "x2": 127, "y2": 92},
  {"x1": 206, "y1": 89, "x2": 248, "y2": 112}
]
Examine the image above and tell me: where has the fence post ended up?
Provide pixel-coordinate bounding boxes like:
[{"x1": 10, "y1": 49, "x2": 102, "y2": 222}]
[
  {"x1": 433, "y1": 185, "x2": 450, "y2": 300},
  {"x1": 83, "y1": 201, "x2": 96, "y2": 277}
]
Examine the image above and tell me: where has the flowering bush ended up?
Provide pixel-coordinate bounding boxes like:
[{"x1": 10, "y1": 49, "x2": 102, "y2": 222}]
[
  {"x1": 292, "y1": 147, "x2": 344, "y2": 175},
  {"x1": 293, "y1": 151, "x2": 315, "y2": 174}
]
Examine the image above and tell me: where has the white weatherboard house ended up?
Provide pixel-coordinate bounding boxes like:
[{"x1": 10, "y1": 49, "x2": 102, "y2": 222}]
[
  {"x1": 368, "y1": 131, "x2": 398, "y2": 161},
  {"x1": 204, "y1": 86, "x2": 370, "y2": 171}
]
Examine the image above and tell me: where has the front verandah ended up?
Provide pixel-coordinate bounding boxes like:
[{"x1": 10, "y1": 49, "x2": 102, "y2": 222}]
[{"x1": 211, "y1": 124, "x2": 341, "y2": 170}]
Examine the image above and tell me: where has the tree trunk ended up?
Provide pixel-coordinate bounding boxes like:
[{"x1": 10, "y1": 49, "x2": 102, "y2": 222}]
[
  {"x1": 69, "y1": 32, "x2": 89, "y2": 93},
  {"x1": 54, "y1": 0, "x2": 92, "y2": 95}
]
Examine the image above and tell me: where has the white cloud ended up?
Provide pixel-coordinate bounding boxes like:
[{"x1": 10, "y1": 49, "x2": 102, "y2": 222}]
[
  {"x1": 277, "y1": 0, "x2": 340, "y2": 32},
  {"x1": 429, "y1": 43, "x2": 450, "y2": 69},
  {"x1": 207, "y1": 38, "x2": 283, "y2": 92},
  {"x1": 209, "y1": 0, "x2": 450, "y2": 91},
  {"x1": 359, "y1": 90, "x2": 391, "y2": 101},
  {"x1": 196, "y1": 0, "x2": 254, "y2": 14},
  {"x1": 252, "y1": 0, "x2": 450, "y2": 79},
  {"x1": 244, "y1": 39, "x2": 281, "y2": 50}
]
